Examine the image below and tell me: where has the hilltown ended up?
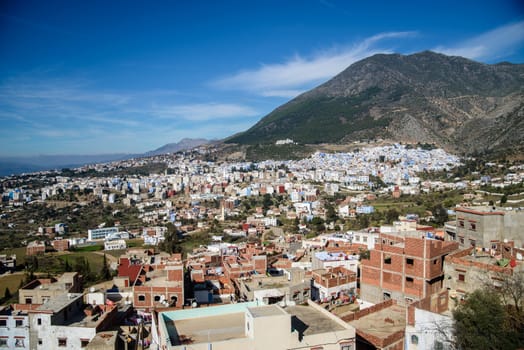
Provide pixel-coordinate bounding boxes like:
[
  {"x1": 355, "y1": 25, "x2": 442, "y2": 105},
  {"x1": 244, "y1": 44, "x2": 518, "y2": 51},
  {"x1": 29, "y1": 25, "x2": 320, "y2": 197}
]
[{"x1": 0, "y1": 144, "x2": 523, "y2": 350}]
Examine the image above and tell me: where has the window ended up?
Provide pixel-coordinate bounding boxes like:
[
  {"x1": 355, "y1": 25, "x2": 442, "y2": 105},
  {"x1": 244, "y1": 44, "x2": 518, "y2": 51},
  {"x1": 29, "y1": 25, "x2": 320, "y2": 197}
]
[
  {"x1": 37, "y1": 318, "x2": 42, "y2": 325},
  {"x1": 384, "y1": 256, "x2": 391, "y2": 264},
  {"x1": 433, "y1": 259, "x2": 438, "y2": 265},
  {"x1": 81, "y1": 339, "x2": 90, "y2": 347},
  {"x1": 459, "y1": 220, "x2": 464, "y2": 228},
  {"x1": 406, "y1": 258, "x2": 414, "y2": 265},
  {"x1": 355, "y1": 235, "x2": 360, "y2": 241},
  {"x1": 340, "y1": 343, "x2": 353, "y2": 350},
  {"x1": 459, "y1": 237, "x2": 464, "y2": 244},
  {"x1": 411, "y1": 335, "x2": 419, "y2": 345},
  {"x1": 38, "y1": 339, "x2": 43, "y2": 345},
  {"x1": 58, "y1": 338, "x2": 67, "y2": 347},
  {"x1": 458, "y1": 274, "x2": 465, "y2": 282},
  {"x1": 25, "y1": 298, "x2": 32, "y2": 304},
  {"x1": 470, "y1": 240, "x2": 476, "y2": 247},
  {"x1": 138, "y1": 295, "x2": 145, "y2": 301},
  {"x1": 0, "y1": 338, "x2": 7, "y2": 347},
  {"x1": 469, "y1": 222, "x2": 476, "y2": 231},
  {"x1": 15, "y1": 339, "x2": 24, "y2": 348},
  {"x1": 0, "y1": 320, "x2": 6, "y2": 327},
  {"x1": 15, "y1": 319, "x2": 23, "y2": 327},
  {"x1": 362, "y1": 236, "x2": 367, "y2": 243},
  {"x1": 154, "y1": 295, "x2": 161, "y2": 302},
  {"x1": 406, "y1": 276, "x2": 414, "y2": 283}
]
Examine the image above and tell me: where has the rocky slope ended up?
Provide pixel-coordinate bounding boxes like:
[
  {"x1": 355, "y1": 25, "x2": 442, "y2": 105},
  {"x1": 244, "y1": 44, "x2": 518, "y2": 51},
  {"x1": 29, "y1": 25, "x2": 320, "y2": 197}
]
[{"x1": 226, "y1": 51, "x2": 524, "y2": 155}]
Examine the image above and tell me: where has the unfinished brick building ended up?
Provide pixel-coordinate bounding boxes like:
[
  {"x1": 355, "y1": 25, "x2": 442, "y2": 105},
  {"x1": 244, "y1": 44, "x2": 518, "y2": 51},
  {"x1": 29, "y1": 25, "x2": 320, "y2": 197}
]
[{"x1": 361, "y1": 233, "x2": 459, "y2": 305}]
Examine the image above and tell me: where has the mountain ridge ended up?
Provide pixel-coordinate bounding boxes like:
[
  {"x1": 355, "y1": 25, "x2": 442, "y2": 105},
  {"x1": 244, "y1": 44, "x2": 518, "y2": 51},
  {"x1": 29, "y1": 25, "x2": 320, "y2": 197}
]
[{"x1": 226, "y1": 51, "x2": 524, "y2": 155}]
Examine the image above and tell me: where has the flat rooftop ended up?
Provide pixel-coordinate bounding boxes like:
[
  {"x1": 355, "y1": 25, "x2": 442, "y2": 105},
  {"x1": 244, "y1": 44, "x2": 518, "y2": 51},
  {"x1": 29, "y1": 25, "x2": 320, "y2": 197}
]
[
  {"x1": 36, "y1": 293, "x2": 83, "y2": 313},
  {"x1": 161, "y1": 301, "x2": 261, "y2": 321},
  {"x1": 349, "y1": 304, "x2": 406, "y2": 341},
  {"x1": 167, "y1": 312, "x2": 246, "y2": 345},
  {"x1": 248, "y1": 304, "x2": 287, "y2": 318},
  {"x1": 285, "y1": 305, "x2": 346, "y2": 336}
]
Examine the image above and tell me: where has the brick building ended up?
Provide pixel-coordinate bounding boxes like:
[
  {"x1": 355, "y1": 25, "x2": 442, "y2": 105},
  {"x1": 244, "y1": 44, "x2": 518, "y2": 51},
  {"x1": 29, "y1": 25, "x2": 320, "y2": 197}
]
[
  {"x1": 26, "y1": 241, "x2": 46, "y2": 256},
  {"x1": 51, "y1": 238, "x2": 69, "y2": 252},
  {"x1": 311, "y1": 266, "x2": 357, "y2": 302},
  {"x1": 361, "y1": 233, "x2": 459, "y2": 305},
  {"x1": 132, "y1": 262, "x2": 184, "y2": 310}
]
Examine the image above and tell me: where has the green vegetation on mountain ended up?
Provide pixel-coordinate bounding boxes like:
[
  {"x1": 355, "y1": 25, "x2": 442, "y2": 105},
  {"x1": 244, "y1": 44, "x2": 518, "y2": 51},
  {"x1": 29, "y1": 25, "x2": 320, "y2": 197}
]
[{"x1": 227, "y1": 51, "x2": 524, "y2": 156}]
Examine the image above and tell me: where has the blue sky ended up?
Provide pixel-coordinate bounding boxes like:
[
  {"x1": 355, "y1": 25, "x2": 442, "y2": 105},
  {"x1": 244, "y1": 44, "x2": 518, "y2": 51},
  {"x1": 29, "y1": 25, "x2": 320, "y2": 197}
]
[{"x1": 1, "y1": 0, "x2": 523, "y2": 156}]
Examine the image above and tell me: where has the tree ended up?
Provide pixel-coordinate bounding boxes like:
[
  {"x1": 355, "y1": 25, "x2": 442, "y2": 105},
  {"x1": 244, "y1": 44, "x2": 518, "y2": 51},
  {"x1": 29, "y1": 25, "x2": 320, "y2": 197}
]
[
  {"x1": 100, "y1": 254, "x2": 111, "y2": 280},
  {"x1": 453, "y1": 289, "x2": 521, "y2": 350},
  {"x1": 432, "y1": 204, "x2": 448, "y2": 226},
  {"x1": 385, "y1": 208, "x2": 400, "y2": 224},
  {"x1": 64, "y1": 258, "x2": 72, "y2": 272},
  {"x1": 3, "y1": 287, "x2": 11, "y2": 301}
]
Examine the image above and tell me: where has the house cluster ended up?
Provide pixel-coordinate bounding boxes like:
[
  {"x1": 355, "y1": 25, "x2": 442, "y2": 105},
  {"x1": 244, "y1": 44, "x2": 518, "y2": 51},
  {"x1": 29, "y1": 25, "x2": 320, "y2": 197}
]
[
  {"x1": 150, "y1": 207, "x2": 523, "y2": 350},
  {"x1": 1, "y1": 204, "x2": 523, "y2": 349}
]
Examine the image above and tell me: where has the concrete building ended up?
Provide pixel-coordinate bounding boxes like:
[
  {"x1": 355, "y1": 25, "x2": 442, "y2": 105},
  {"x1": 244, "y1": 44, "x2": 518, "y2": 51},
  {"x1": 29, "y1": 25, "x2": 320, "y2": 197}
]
[
  {"x1": 0, "y1": 305, "x2": 30, "y2": 350},
  {"x1": 361, "y1": 234, "x2": 459, "y2": 305},
  {"x1": 444, "y1": 246, "x2": 524, "y2": 301},
  {"x1": 445, "y1": 206, "x2": 524, "y2": 248},
  {"x1": 28, "y1": 293, "x2": 122, "y2": 350},
  {"x1": 0, "y1": 254, "x2": 16, "y2": 273},
  {"x1": 155, "y1": 300, "x2": 355, "y2": 350},
  {"x1": 19, "y1": 273, "x2": 82, "y2": 305},
  {"x1": 405, "y1": 291, "x2": 453, "y2": 350},
  {"x1": 87, "y1": 227, "x2": 119, "y2": 241},
  {"x1": 238, "y1": 268, "x2": 311, "y2": 305},
  {"x1": 312, "y1": 251, "x2": 359, "y2": 273},
  {"x1": 103, "y1": 239, "x2": 126, "y2": 251}
]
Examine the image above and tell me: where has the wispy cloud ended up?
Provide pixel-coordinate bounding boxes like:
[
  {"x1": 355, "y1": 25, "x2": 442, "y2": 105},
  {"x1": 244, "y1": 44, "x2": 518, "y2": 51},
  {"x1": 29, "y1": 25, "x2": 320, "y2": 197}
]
[
  {"x1": 213, "y1": 31, "x2": 417, "y2": 97},
  {"x1": 152, "y1": 103, "x2": 259, "y2": 121},
  {"x1": 434, "y1": 20, "x2": 524, "y2": 62}
]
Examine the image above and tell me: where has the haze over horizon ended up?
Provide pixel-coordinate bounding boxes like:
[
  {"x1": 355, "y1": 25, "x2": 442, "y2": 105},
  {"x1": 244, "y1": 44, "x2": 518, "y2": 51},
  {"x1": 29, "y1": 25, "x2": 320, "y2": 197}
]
[{"x1": 1, "y1": 0, "x2": 523, "y2": 157}]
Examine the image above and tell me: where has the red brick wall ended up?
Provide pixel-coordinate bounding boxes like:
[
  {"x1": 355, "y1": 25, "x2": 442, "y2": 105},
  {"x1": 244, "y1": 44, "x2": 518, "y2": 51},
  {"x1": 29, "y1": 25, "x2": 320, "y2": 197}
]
[{"x1": 361, "y1": 266, "x2": 380, "y2": 286}]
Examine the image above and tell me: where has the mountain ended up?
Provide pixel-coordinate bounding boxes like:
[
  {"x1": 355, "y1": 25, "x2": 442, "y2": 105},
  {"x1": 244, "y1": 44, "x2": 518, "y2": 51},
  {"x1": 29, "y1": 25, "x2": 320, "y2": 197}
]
[
  {"x1": 144, "y1": 138, "x2": 211, "y2": 156},
  {"x1": 226, "y1": 51, "x2": 524, "y2": 155}
]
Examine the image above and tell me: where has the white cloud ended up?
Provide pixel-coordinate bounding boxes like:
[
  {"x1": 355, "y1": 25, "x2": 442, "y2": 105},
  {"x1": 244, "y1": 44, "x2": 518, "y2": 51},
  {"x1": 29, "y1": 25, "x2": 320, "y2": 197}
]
[
  {"x1": 213, "y1": 31, "x2": 417, "y2": 97},
  {"x1": 153, "y1": 103, "x2": 259, "y2": 121},
  {"x1": 434, "y1": 20, "x2": 524, "y2": 61}
]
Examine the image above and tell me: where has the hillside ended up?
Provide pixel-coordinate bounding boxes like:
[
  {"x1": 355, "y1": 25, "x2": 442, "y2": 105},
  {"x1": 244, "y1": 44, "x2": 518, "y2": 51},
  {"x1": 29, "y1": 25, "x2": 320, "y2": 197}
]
[
  {"x1": 144, "y1": 138, "x2": 211, "y2": 156},
  {"x1": 226, "y1": 51, "x2": 524, "y2": 155}
]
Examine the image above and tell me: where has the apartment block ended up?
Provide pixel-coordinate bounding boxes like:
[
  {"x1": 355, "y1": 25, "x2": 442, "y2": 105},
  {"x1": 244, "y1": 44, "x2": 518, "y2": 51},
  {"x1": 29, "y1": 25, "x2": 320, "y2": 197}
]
[
  {"x1": 361, "y1": 234, "x2": 459, "y2": 305},
  {"x1": 446, "y1": 206, "x2": 524, "y2": 248},
  {"x1": 0, "y1": 305, "x2": 30, "y2": 350}
]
